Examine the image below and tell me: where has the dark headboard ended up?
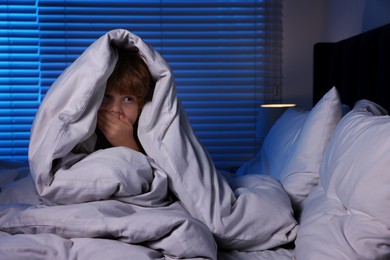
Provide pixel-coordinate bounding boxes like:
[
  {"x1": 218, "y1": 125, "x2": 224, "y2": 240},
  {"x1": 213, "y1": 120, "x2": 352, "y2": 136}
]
[{"x1": 313, "y1": 23, "x2": 390, "y2": 112}]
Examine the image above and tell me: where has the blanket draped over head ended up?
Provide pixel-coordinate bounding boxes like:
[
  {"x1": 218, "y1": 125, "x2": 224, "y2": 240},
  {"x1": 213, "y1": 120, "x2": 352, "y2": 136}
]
[{"x1": 2, "y1": 29, "x2": 297, "y2": 258}]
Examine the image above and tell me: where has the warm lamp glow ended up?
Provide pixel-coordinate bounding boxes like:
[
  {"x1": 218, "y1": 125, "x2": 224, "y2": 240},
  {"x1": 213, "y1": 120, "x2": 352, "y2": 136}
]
[
  {"x1": 256, "y1": 103, "x2": 296, "y2": 148},
  {"x1": 260, "y1": 104, "x2": 296, "y2": 108}
]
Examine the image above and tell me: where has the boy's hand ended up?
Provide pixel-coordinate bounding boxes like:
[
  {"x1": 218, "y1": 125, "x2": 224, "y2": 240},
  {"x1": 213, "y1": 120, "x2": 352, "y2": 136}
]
[{"x1": 97, "y1": 111, "x2": 140, "y2": 151}]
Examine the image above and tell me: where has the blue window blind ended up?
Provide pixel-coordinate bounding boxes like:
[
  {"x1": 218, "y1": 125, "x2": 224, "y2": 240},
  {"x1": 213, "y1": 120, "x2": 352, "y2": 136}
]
[
  {"x1": 1, "y1": 0, "x2": 283, "y2": 171},
  {"x1": 0, "y1": 0, "x2": 40, "y2": 161}
]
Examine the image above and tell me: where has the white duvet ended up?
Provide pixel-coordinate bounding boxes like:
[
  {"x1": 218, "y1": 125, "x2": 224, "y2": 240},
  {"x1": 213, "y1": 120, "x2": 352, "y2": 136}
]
[{"x1": 0, "y1": 29, "x2": 297, "y2": 259}]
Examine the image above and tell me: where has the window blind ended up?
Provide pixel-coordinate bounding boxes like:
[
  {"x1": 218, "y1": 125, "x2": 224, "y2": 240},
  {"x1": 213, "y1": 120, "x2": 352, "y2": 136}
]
[
  {"x1": 1, "y1": 0, "x2": 283, "y2": 171},
  {"x1": 0, "y1": 0, "x2": 40, "y2": 160}
]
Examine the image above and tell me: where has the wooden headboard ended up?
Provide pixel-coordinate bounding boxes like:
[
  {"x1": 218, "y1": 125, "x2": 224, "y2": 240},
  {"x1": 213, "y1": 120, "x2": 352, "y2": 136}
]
[{"x1": 313, "y1": 23, "x2": 390, "y2": 112}]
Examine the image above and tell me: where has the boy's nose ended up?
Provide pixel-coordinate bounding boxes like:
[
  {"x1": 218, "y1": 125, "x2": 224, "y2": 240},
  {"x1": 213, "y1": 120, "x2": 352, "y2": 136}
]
[{"x1": 107, "y1": 101, "x2": 122, "y2": 115}]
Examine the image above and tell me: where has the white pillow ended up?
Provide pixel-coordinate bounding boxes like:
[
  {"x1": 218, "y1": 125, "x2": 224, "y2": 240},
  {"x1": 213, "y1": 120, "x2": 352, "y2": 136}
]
[
  {"x1": 236, "y1": 107, "x2": 308, "y2": 177},
  {"x1": 295, "y1": 100, "x2": 390, "y2": 260},
  {"x1": 237, "y1": 87, "x2": 342, "y2": 216},
  {"x1": 277, "y1": 87, "x2": 342, "y2": 214}
]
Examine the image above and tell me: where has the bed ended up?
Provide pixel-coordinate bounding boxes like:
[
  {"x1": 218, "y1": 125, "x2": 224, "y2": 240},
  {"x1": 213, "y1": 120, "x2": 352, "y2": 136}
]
[
  {"x1": 313, "y1": 23, "x2": 390, "y2": 112},
  {"x1": 0, "y1": 24, "x2": 390, "y2": 259}
]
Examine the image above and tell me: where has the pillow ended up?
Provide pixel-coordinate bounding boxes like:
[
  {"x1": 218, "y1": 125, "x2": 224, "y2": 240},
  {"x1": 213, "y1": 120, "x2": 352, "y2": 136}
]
[
  {"x1": 0, "y1": 174, "x2": 42, "y2": 206},
  {"x1": 235, "y1": 107, "x2": 309, "y2": 177},
  {"x1": 277, "y1": 87, "x2": 342, "y2": 215},
  {"x1": 237, "y1": 87, "x2": 342, "y2": 216},
  {"x1": 0, "y1": 160, "x2": 29, "y2": 187},
  {"x1": 295, "y1": 99, "x2": 390, "y2": 259}
]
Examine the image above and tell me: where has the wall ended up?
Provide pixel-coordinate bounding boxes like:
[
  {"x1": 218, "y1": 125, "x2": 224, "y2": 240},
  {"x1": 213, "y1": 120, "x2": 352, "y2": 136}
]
[{"x1": 282, "y1": 0, "x2": 390, "y2": 109}]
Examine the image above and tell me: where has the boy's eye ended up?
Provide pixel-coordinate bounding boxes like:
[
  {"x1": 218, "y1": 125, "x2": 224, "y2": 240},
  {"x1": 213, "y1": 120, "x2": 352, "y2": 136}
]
[
  {"x1": 124, "y1": 96, "x2": 135, "y2": 103},
  {"x1": 102, "y1": 94, "x2": 111, "y2": 101}
]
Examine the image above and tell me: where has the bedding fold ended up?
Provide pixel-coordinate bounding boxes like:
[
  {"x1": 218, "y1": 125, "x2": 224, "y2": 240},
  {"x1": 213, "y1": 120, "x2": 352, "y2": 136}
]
[
  {"x1": 0, "y1": 201, "x2": 217, "y2": 259},
  {"x1": 38, "y1": 147, "x2": 170, "y2": 207}
]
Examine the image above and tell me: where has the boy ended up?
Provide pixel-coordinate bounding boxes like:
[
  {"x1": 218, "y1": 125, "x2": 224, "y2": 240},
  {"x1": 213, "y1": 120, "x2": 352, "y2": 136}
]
[{"x1": 95, "y1": 48, "x2": 154, "y2": 152}]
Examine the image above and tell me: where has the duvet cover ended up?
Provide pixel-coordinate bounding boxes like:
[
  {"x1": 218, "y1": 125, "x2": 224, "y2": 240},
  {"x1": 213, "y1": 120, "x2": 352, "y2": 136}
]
[{"x1": 0, "y1": 29, "x2": 298, "y2": 259}]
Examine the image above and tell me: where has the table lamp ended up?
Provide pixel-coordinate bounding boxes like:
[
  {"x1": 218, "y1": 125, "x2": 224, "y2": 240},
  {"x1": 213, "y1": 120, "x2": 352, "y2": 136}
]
[{"x1": 256, "y1": 103, "x2": 296, "y2": 147}]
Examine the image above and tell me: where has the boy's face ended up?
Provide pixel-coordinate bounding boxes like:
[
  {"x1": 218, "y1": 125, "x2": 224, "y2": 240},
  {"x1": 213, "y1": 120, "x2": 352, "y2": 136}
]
[{"x1": 98, "y1": 89, "x2": 141, "y2": 125}]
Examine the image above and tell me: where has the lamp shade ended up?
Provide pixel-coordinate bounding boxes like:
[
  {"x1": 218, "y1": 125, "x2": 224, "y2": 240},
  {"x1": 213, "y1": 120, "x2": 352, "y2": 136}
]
[{"x1": 256, "y1": 104, "x2": 296, "y2": 145}]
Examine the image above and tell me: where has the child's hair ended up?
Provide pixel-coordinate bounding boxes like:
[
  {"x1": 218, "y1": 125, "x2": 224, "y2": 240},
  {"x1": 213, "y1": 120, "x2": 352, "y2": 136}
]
[{"x1": 106, "y1": 48, "x2": 154, "y2": 106}]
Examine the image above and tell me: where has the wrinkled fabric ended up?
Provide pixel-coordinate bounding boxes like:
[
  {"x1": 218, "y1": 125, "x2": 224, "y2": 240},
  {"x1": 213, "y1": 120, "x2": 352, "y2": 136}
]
[
  {"x1": 295, "y1": 100, "x2": 390, "y2": 260},
  {"x1": 0, "y1": 29, "x2": 297, "y2": 258}
]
